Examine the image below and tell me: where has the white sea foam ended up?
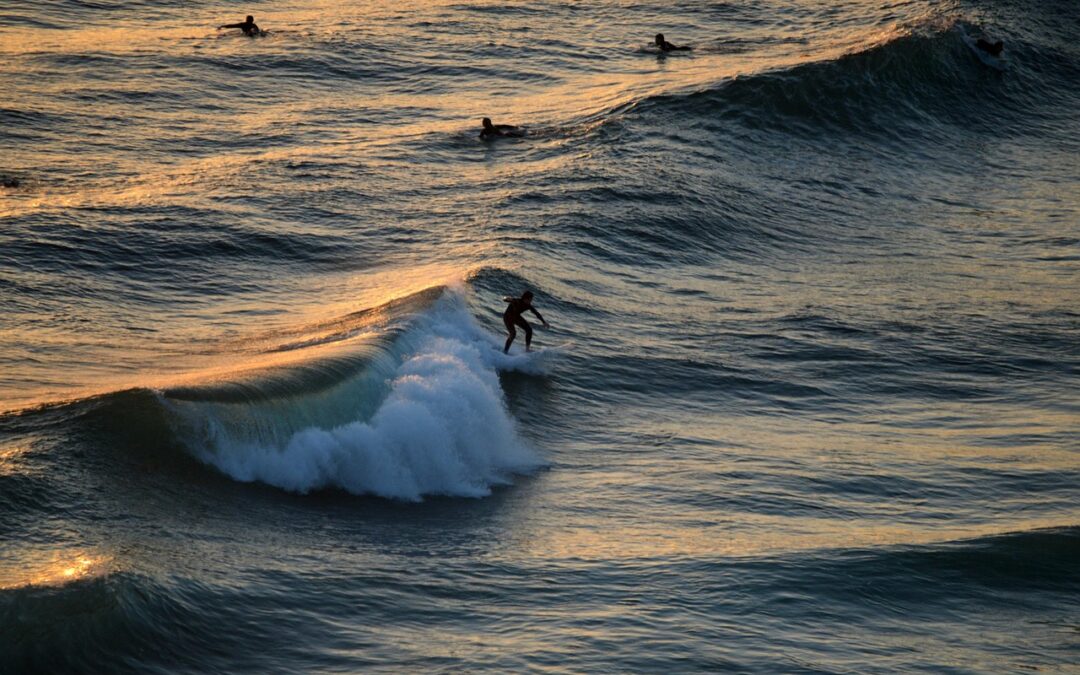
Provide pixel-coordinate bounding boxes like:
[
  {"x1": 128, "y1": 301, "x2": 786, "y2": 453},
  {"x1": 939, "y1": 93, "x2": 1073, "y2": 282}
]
[{"x1": 170, "y1": 290, "x2": 549, "y2": 500}]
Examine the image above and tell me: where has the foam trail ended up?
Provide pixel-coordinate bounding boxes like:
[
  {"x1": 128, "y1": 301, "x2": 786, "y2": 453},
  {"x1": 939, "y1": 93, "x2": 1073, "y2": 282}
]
[{"x1": 172, "y1": 290, "x2": 546, "y2": 500}]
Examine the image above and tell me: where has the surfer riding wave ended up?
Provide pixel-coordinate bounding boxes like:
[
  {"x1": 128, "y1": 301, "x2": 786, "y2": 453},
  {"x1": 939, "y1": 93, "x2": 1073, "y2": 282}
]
[{"x1": 503, "y1": 291, "x2": 548, "y2": 354}]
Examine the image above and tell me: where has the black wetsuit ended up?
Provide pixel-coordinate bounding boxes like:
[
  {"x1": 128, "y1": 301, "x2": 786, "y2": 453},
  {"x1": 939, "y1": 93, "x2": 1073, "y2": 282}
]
[
  {"x1": 481, "y1": 124, "x2": 523, "y2": 140},
  {"x1": 222, "y1": 20, "x2": 260, "y2": 36},
  {"x1": 503, "y1": 298, "x2": 545, "y2": 353},
  {"x1": 657, "y1": 39, "x2": 691, "y2": 52},
  {"x1": 975, "y1": 38, "x2": 1003, "y2": 57}
]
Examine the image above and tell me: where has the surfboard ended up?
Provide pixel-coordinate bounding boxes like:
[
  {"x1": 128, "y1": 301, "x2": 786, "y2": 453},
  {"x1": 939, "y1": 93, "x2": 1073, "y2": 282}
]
[
  {"x1": 493, "y1": 340, "x2": 571, "y2": 375},
  {"x1": 503, "y1": 341, "x2": 573, "y2": 360},
  {"x1": 528, "y1": 341, "x2": 573, "y2": 356},
  {"x1": 961, "y1": 33, "x2": 1006, "y2": 71}
]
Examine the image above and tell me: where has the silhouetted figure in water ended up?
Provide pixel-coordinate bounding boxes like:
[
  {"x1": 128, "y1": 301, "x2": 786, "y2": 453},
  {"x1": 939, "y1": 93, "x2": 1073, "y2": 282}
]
[
  {"x1": 1, "y1": 176, "x2": 20, "y2": 188},
  {"x1": 655, "y1": 33, "x2": 691, "y2": 52},
  {"x1": 503, "y1": 291, "x2": 548, "y2": 354},
  {"x1": 219, "y1": 15, "x2": 260, "y2": 37},
  {"x1": 480, "y1": 117, "x2": 524, "y2": 140},
  {"x1": 975, "y1": 38, "x2": 1004, "y2": 57}
]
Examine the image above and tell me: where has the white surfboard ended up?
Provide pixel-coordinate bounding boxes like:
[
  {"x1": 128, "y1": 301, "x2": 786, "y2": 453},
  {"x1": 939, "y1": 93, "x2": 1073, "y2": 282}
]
[
  {"x1": 527, "y1": 341, "x2": 573, "y2": 357},
  {"x1": 495, "y1": 341, "x2": 573, "y2": 374}
]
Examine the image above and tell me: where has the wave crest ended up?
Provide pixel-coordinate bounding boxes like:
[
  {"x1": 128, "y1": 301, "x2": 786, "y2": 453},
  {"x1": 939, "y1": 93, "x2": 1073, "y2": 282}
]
[{"x1": 163, "y1": 290, "x2": 546, "y2": 500}]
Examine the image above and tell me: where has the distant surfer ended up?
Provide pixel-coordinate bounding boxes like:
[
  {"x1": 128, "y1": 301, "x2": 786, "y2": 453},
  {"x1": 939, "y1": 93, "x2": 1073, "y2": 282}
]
[
  {"x1": 218, "y1": 15, "x2": 261, "y2": 37},
  {"x1": 974, "y1": 38, "x2": 1004, "y2": 57},
  {"x1": 655, "y1": 33, "x2": 691, "y2": 52},
  {"x1": 503, "y1": 291, "x2": 548, "y2": 354},
  {"x1": 480, "y1": 117, "x2": 524, "y2": 140}
]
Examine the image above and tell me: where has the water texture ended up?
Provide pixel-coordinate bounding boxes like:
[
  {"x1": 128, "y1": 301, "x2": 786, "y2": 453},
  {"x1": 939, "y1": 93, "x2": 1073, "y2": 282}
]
[{"x1": 1, "y1": 0, "x2": 1077, "y2": 672}]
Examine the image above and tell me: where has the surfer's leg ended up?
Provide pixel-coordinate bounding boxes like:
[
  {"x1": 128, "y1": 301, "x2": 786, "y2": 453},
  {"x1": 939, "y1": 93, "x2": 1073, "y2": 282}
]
[
  {"x1": 516, "y1": 317, "x2": 533, "y2": 351},
  {"x1": 504, "y1": 316, "x2": 516, "y2": 353}
]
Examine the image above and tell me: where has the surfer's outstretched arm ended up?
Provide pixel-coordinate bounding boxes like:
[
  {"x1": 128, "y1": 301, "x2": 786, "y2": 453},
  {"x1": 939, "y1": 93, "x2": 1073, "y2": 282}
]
[
  {"x1": 219, "y1": 16, "x2": 259, "y2": 34},
  {"x1": 529, "y1": 307, "x2": 548, "y2": 326}
]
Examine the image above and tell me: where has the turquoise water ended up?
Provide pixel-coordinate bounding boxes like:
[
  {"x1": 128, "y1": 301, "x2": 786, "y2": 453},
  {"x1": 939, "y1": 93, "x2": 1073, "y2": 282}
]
[{"x1": 1, "y1": 0, "x2": 1078, "y2": 671}]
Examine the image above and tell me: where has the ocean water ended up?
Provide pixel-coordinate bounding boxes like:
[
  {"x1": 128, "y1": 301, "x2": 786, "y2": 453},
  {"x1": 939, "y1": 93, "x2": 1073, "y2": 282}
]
[{"x1": 2, "y1": 0, "x2": 1078, "y2": 671}]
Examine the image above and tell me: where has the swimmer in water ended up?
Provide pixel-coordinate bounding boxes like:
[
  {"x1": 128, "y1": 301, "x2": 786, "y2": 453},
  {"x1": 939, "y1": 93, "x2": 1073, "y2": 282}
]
[
  {"x1": 975, "y1": 38, "x2": 1004, "y2": 57},
  {"x1": 655, "y1": 33, "x2": 692, "y2": 52},
  {"x1": 503, "y1": 291, "x2": 549, "y2": 354},
  {"x1": 218, "y1": 15, "x2": 261, "y2": 37},
  {"x1": 480, "y1": 117, "x2": 524, "y2": 140}
]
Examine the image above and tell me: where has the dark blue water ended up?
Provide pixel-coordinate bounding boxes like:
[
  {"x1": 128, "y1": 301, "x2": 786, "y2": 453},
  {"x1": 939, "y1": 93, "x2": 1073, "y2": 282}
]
[{"x1": 1, "y1": 0, "x2": 1078, "y2": 671}]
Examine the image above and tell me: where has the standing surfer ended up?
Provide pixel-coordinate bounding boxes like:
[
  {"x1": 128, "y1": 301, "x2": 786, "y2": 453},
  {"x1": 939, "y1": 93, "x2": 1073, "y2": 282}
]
[{"x1": 503, "y1": 291, "x2": 549, "y2": 354}]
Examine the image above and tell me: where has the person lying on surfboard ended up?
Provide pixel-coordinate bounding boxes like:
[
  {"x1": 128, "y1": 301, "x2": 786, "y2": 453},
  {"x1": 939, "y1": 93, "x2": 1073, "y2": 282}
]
[
  {"x1": 480, "y1": 117, "x2": 525, "y2": 139},
  {"x1": 503, "y1": 291, "x2": 549, "y2": 354},
  {"x1": 655, "y1": 33, "x2": 692, "y2": 52},
  {"x1": 974, "y1": 38, "x2": 1004, "y2": 57},
  {"x1": 218, "y1": 15, "x2": 261, "y2": 37}
]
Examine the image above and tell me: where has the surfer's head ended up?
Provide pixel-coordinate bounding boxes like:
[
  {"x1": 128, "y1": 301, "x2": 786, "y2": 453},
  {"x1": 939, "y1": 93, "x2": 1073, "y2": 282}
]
[
  {"x1": 655, "y1": 34, "x2": 665, "y2": 46},
  {"x1": 522, "y1": 290, "x2": 534, "y2": 302},
  {"x1": 482, "y1": 117, "x2": 494, "y2": 130},
  {"x1": 246, "y1": 15, "x2": 255, "y2": 24}
]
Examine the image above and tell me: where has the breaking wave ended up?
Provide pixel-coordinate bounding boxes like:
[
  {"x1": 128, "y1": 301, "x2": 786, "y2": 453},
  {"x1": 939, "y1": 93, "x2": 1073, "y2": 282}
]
[{"x1": 161, "y1": 289, "x2": 549, "y2": 500}]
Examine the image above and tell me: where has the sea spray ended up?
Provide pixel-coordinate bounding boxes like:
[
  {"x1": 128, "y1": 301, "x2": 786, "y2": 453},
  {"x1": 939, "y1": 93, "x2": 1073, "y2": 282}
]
[{"x1": 163, "y1": 290, "x2": 545, "y2": 499}]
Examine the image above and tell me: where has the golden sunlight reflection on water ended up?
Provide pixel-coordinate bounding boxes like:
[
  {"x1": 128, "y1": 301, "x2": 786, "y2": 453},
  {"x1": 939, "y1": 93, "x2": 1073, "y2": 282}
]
[
  {"x1": 0, "y1": 550, "x2": 111, "y2": 590},
  {"x1": 522, "y1": 515, "x2": 1077, "y2": 560},
  {"x1": 0, "y1": 0, "x2": 934, "y2": 411}
]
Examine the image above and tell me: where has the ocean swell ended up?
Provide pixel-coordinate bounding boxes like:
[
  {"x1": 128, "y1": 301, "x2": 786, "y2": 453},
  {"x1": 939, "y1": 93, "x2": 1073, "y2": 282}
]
[{"x1": 620, "y1": 20, "x2": 1065, "y2": 141}]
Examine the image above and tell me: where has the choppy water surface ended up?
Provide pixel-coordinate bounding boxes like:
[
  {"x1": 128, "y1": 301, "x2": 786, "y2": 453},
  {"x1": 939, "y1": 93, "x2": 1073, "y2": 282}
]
[{"x1": 1, "y1": 0, "x2": 1078, "y2": 671}]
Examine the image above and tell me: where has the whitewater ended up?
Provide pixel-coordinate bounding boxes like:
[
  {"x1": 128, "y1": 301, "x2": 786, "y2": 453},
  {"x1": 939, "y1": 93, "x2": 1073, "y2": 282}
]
[{"x1": 164, "y1": 291, "x2": 546, "y2": 499}]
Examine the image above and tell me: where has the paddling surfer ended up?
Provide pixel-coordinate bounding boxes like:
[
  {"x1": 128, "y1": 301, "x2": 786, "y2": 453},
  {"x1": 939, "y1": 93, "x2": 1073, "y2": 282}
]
[
  {"x1": 655, "y1": 33, "x2": 691, "y2": 52},
  {"x1": 480, "y1": 117, "x2": 524, "y2": 139},
  {"x1": 219, "y1": 15, "x2": 261, "y2": 37},
  {"x1": 975, "y1": 38, "x2": 1004, "y2": 57}
]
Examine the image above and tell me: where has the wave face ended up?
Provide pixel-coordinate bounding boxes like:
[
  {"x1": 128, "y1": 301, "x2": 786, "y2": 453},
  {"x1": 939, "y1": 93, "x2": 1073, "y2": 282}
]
[
  {"x1": 161, "y1": 291, "x2": 544, "y2": 499},
  {"x1": 636, "y1": 19, "x2": 1079, "y2": 128},
  {"x1": 2, "y1": 0, "x2": 1079, "y2": 672}
]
